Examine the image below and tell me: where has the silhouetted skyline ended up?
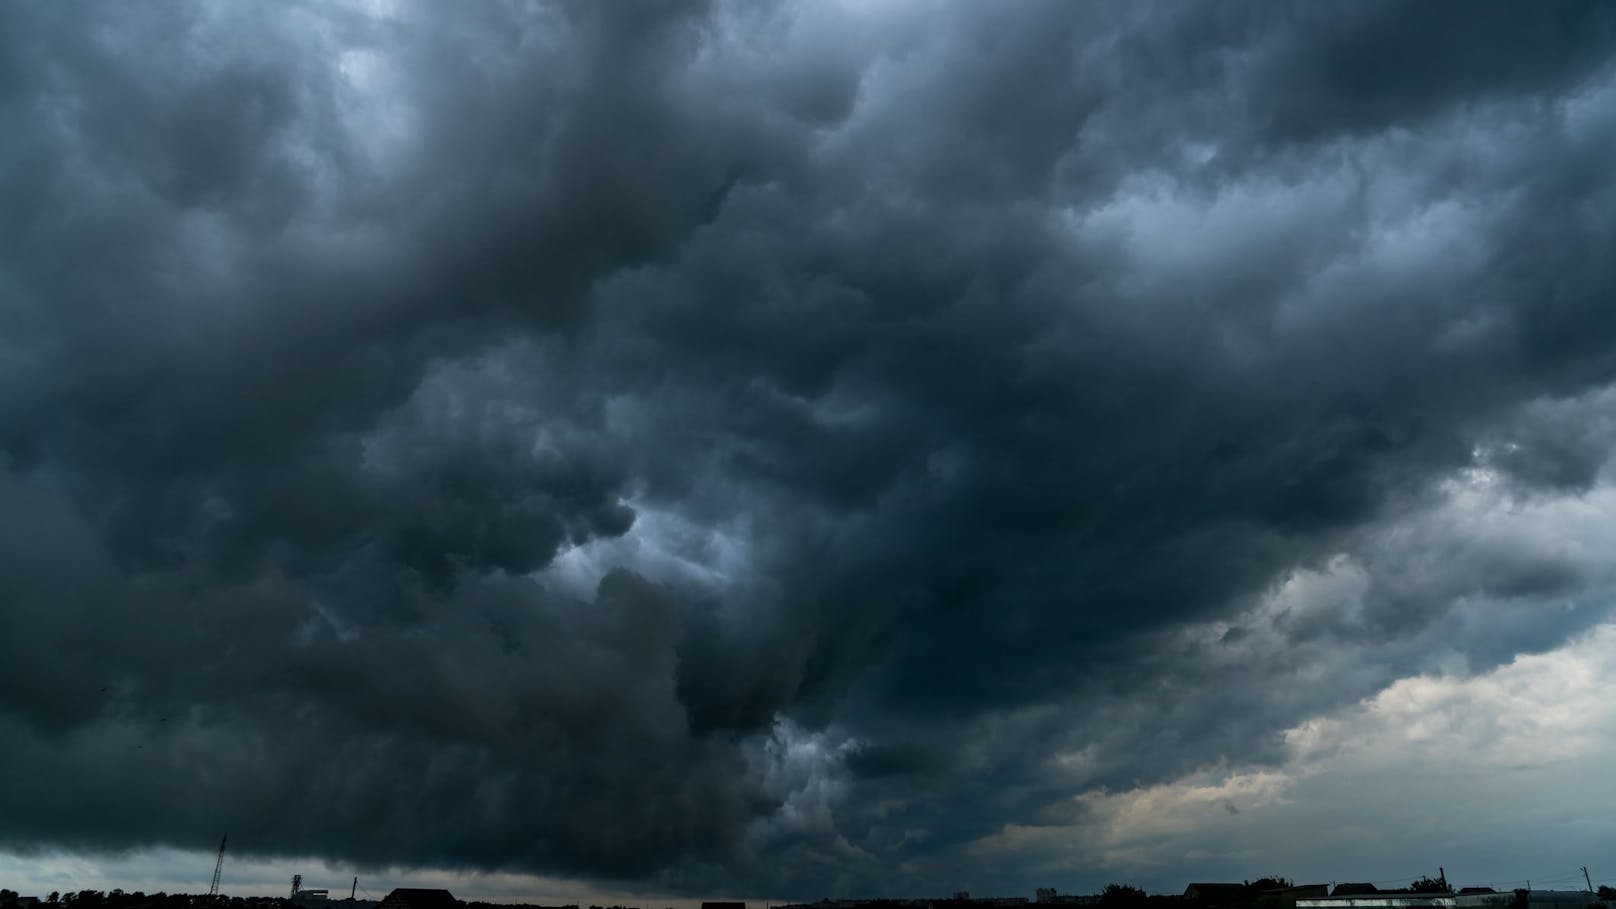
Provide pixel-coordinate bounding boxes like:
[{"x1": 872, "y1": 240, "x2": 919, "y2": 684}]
[{"x1": 3, "y1": 0, "x2": 1616, "y2": 902}]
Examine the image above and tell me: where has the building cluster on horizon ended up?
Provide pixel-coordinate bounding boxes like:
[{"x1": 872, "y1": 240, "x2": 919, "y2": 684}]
[
  {"x1": 1295, "y1": 886, "x2": 1611, "y2": 909},
  {"x1": 4, "y1": 879, "x2": 1614, "y2": 909},
  {"x1": 768, "y1": 879, "x2": 1614, "y2": 909}
]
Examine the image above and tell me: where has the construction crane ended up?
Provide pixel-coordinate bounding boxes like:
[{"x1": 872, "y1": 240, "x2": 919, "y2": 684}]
[{"x1": 208, "y1": 833, "x2": 227, "y2": 899}]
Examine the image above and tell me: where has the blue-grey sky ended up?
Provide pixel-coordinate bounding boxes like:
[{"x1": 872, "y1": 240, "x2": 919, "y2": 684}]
[{"x1": 3, "y1": 0, "x2": 1616, "y2": 902}]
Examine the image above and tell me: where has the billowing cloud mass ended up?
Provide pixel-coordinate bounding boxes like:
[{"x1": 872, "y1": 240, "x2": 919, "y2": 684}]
[{"x1": 4, "y1": 0, "x2": 1616, "y2": 900}]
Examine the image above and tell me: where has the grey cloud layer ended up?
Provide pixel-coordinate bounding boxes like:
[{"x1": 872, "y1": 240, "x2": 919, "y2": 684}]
[{"x1": 3, "y1": 0, "x2": 1616, "y2": 897}]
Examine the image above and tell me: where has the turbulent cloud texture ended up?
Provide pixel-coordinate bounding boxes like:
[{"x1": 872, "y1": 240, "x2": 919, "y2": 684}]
[{"x1": 4, "y1": 0, "x2": 1616, "y2": 898}]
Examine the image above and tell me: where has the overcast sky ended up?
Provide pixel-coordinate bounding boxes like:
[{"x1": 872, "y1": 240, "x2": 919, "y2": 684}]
[{"x1": 4, "y1": 0, "x2": 1616, "y2": 903}]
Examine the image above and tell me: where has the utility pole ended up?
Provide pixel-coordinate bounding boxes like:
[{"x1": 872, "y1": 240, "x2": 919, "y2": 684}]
[
  {"x1": 351, "y1": 879, "x2": 358, "y2": 901},
  {"x1": 1583, "y1": 867, "x2": 1594, "y2": 893},
  {"x1": 208, "y1": 834, "x2": 228, "y2": 900}
]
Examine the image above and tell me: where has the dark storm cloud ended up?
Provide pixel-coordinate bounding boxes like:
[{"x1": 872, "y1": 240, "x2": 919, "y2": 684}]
[
  {"x1": 1248, "y1": 2, "x2": 1616, "y2": 143},
  {"x1": 3, "y1": 0, "x2": 1616, "y2": 898}
]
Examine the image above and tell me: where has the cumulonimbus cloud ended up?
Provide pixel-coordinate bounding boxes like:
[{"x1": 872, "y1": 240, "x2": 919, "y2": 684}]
[{"x1": 2, "y1": 0, "x2": 1616, "y2": 897}]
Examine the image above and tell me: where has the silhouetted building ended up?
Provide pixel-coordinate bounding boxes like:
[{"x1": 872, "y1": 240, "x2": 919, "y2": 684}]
[
  {"x1": 1263, "y1": 887, "x2": 1331, "y2": 907},
  {"x1": 376, "y1": 890, "x2": 459, "y2": 909},
  {"x1": 701, "y1": 902, "x2": 746, "y2": 909},
  {"x1": 1298, "y1": 891, "x2": 1526, "y2": 909}
]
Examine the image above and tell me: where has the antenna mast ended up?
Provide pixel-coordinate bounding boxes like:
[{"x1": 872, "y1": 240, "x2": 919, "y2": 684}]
[{"x1": 209, "y1": 833, "x2": 228, "y2": 899}]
